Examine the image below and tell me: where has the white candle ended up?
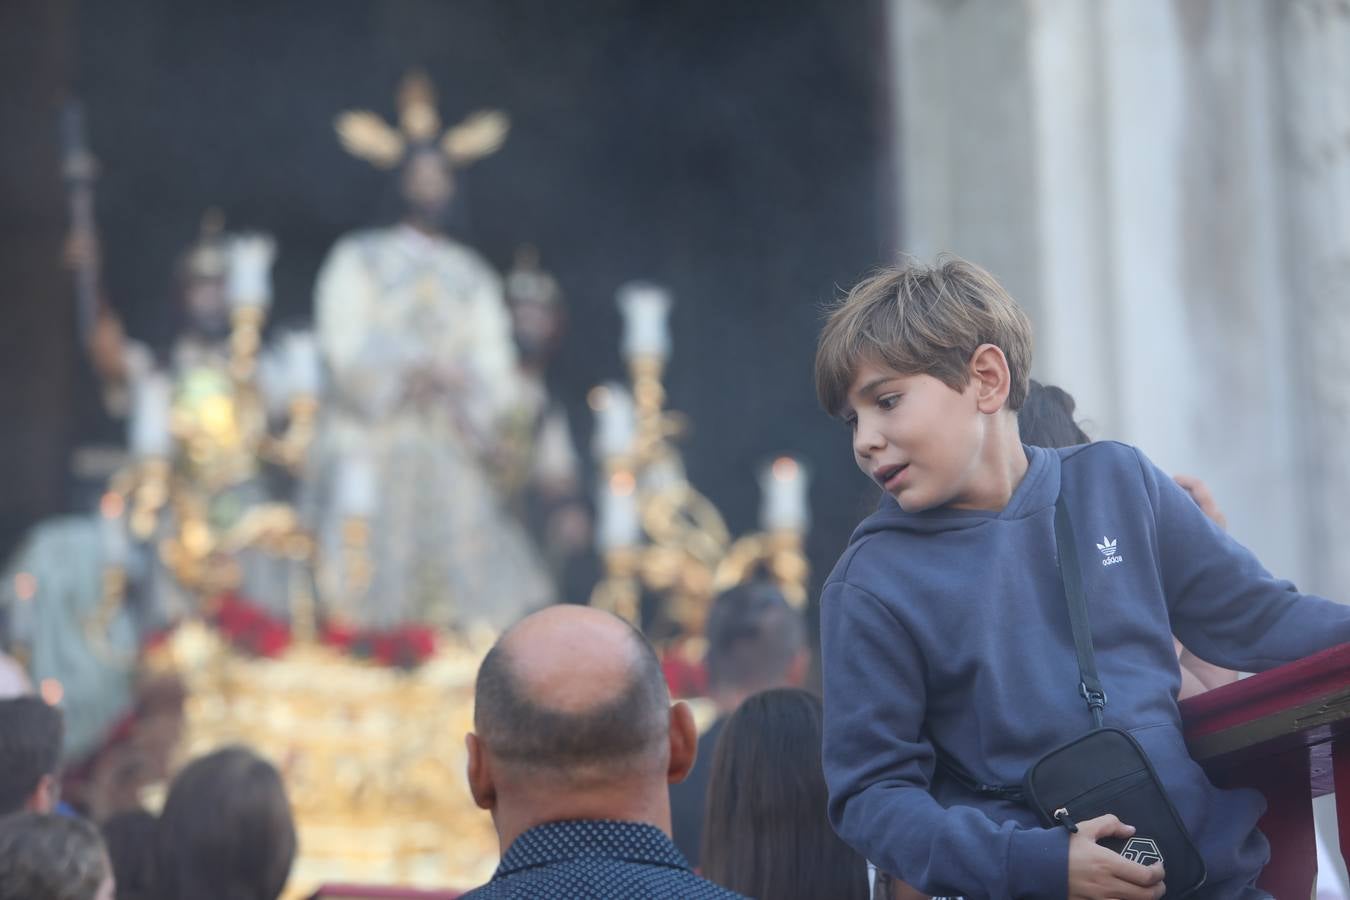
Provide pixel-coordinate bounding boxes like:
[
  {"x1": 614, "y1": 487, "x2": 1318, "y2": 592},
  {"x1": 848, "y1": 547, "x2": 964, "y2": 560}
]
[
  {"x1": 129, "y1": 373, "x2": 173, "y2": 458},
  {"x1": 759, "y1": 455, "x2": 811, "y2": 533},
  {"x1": 226, "y1": 233, "x2": 276, "y2": 311},
  {"x1": 591, "y1": 382, "x2": 637, "y2": 460},
  {"x1": 337, "y1": 456, "x2": 378, "y2": 518},
  {"x1": 617, "y1": 281, "x2": 672, "y2": 362},
  {"x1": 284, "y1": 331, "x2": 322, "y2": 398},
  {"x1": 597, "y1": 469, "x2": 641, "y2": 550}
]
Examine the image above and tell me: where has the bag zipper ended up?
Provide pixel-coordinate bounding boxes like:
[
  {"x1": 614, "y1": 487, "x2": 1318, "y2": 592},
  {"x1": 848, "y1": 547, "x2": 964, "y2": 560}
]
[
  {"x1": 1049, "y1": 770, "x2": 1152, "y2": 834},
  {"x1": 1053, "y1": 807, "x2": 1078, "y2": 834}
]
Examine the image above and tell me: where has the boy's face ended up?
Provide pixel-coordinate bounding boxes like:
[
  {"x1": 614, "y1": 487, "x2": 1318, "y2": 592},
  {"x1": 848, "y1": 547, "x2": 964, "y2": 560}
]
[{"x1": 843, "y1": 360, "x2": 987, "y2": 512}]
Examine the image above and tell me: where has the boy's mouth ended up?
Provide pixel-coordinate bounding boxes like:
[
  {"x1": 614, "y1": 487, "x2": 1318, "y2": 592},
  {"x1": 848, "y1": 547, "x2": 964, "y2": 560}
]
[{"x1": 875, "y1": 464, "x2": 908, "y2": 490}]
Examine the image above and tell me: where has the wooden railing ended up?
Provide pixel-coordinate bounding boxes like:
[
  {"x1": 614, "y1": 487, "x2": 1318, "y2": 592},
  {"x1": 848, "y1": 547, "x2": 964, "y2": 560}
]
[{"x1": 1180, "y1": 642, "x2": 1350, "y2": 897}]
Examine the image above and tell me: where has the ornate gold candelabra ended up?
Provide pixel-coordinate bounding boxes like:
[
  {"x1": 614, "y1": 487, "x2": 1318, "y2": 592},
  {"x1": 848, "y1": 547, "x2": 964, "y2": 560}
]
[{"x1": 589, "y1": 282, "x2": 811, "y2": 643}]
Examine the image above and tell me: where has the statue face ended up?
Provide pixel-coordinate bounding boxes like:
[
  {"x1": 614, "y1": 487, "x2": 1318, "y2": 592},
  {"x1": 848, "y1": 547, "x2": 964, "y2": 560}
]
[
  {"x1": 401, "y1": 151, "x2": 455, "y2": 220},
  {"x1": 184, "y1": 276, "x2": 230, "y2": 337},
  {"x1": 512, "y1": 298, "x2": 558, "y2": 352}
]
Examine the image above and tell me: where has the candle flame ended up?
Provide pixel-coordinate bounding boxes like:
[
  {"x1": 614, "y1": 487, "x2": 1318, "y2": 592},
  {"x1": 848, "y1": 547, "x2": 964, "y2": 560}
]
[
  {"x1": 12, "y1": 572, "x2": 36, "y2": 602},
  {"x1": 587, "y1": 385, "x2": 610, "y2": 412},
  {"x1": 771, "y1": 456, "x2": 799, "y2": 481},
  {"x1": 100, "y1": 491, "x2": 125, "y2": 519},
  {"x1": 610, "y1": 470, "x2": 636, "y2": 497}
]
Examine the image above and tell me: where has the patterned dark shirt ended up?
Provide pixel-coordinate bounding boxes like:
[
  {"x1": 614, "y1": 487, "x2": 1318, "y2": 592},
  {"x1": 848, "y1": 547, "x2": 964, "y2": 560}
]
[{"x1": 460, "y1": 819, "x2": 747, "y2": 899}]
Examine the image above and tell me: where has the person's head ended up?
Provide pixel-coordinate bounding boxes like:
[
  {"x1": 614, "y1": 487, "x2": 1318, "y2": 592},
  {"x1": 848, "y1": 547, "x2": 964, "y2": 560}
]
[
  {"x1": 155, "y1": 746, "x2": 296, "y2": 900},
  {"x1": 815, "y1": 254, "x2": 1034, "y2": 512},
  {"x1": 466, "y1": 605, "x2": 697, "y2": 851},
  {"x1": 0, "y1": 695, "x2": 64, "y2": 814},
  {"x1": 701, "y1": 688, "x2": 868, "y2": 900},
  {"x1": 1019, "y1": 379, "x2": 1090, "y2": 449},
  {"x1": 704, "y1": 581, "x2": 809, "y2": 714},
  {"x1": 100, "y1": 810, "x2": 157, "y2": 900},
  {"x1": 505, "y1": 246, "x2": 565, "y2": 365},
  {"x1": 0, "y1": 812, "x2": 115, "y2": 900},
  {"x1": 400, "y1": 147, "x2": 456, "y2": 224},
  {"x1": 175, "y1": 213, "x2": 230, "y2": 339},
  {"x1": 181, "y1": 274, "x2": 229, "y2": 337}
]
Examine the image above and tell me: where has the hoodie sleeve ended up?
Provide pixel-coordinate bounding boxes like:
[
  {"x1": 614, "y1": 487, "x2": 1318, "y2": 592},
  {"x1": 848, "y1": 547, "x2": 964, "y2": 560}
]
[
  {"x1": 820, "y1": 578, "x2": 1068, "y2": 899},
  {"x1": 1137, "y1": 447, "x2": 1350, "y2": 670}
]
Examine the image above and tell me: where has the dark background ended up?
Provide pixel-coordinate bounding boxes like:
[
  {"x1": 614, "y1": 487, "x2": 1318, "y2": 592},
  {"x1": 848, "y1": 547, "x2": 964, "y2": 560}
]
[{"x1": 0, "y1": 0, "x2": 893, "y2": 603}]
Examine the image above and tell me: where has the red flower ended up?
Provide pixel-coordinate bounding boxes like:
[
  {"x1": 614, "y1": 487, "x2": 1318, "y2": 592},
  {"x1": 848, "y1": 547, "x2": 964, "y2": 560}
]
[
  {"x1": 320, "y1": 621, "x2": 357, "y2": 651},
  {"x1": 661, "y1": 647, "x2": 708, "y2": 698},
  {"x1": 210, "y1": 592, "x2": 291, "y2": 658},
  {"x1": 398, "y1": 625, "x2": 437, "y2": 660},
  {"x1": 251, "y1": 621, "x2": 291, "y2": 657},
  {"x1": 209, "y1": 597, "x2": 438, "y2": 669}
]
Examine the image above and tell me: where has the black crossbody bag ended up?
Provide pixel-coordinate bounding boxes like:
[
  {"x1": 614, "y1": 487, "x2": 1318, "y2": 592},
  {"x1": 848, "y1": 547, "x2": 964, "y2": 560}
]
[{"x1": 1017, "y1": 495, "x2": 1205, "y2": 895}]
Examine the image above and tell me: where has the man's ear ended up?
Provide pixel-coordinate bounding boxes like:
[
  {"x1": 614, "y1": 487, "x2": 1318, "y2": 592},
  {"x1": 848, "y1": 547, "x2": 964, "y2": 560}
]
[
  {"x1": 465, "y1": 733, "x2": 497, "y2": 811},
  {"x1": 968, "y1": 343, "x2": 1012, "y2": 414},
  {"x1": 667, "y1": 702, "x2": 698, "y2": 785},
  {"x1": 26, "y1": 773, "x2": 57, "y2": 814}
]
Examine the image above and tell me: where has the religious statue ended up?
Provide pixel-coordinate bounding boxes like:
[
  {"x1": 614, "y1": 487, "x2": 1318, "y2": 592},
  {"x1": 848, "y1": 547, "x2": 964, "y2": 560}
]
[
  {"x1": 497, "y1": 246, "x2": 594, "y2": 600},
  {"x1": 308, "y1": 72, "x2": 555, "y2": 629}
]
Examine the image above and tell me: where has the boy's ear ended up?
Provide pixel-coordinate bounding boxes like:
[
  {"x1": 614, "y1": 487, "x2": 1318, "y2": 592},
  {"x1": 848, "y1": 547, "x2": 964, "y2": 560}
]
[{"x1": 968, "y1": 343, "x2": 1012, "y2": 414}]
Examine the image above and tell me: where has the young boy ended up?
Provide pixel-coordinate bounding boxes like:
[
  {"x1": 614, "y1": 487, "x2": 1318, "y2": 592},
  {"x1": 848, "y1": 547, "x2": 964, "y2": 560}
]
[{"x1": 815, "y1": 255, "x2": 1350, "y2": 899}]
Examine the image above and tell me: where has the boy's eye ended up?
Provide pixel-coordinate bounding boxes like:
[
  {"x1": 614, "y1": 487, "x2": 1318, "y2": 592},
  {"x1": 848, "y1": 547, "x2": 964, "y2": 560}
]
[
  {"x1": 842, "y1": 413, "x2": 857, "y2": 430},
  {"x1": 878, "y1": 393, "x2": 902, "y2": 411}
]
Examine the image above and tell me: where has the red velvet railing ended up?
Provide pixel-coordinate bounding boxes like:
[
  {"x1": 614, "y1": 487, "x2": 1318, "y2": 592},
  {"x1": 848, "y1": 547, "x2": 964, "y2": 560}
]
[{"x1": 1180, "y1": 642, "x2": 1350, "y2": 897}]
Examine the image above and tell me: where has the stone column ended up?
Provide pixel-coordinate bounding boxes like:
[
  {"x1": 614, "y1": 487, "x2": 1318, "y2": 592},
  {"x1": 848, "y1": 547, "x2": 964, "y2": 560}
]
[
  {"x1": 1279, "y1": 0, "x2": 1350, "y2": 599},
  {"x1": 1025, "y1": 0, "x2": 1118, "y2": 438},
  {"x1": 883, "y1": 0, "x2": 1042, "y2": 317},
  {"x1": 1170, "y1": 0, "x2": 1304, "y2": 580},
  {"x1": 884, "y1": 0, "x2": 1310, "y2": 577}
]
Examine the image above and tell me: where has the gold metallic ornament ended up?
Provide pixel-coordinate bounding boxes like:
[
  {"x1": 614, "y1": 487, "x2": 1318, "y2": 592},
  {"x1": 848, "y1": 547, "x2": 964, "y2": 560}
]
[
  {"x1": 334, "y1": 71, "x2": 510, "y2": 171},
  {"x1": 589, "y1": 348, "x2": 810, "y2": 640}
]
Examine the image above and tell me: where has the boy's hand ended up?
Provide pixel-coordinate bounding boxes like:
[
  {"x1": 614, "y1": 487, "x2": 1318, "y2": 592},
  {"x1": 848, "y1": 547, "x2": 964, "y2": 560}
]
[{"x1": 1067, "y1": 815, "x2": 1166, "y2": 900}]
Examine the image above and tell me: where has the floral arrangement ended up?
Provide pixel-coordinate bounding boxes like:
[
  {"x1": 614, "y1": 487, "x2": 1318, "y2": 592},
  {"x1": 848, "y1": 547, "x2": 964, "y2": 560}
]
[{"x1": 210, "y1": 593, "x2": 437, "y2": 668}]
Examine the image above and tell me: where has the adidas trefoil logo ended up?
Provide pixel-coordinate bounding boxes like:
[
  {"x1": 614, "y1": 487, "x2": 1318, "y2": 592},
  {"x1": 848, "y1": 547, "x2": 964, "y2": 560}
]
[{"x1": 1096, "y1": 536, "x2": 1123, "y2": 567}]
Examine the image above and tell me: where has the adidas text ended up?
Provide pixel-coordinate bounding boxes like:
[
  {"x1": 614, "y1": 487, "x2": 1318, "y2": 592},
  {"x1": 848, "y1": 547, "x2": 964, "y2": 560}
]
[{"x1": 1096, "y1": 536, "x2": 1123, "y2": 567}]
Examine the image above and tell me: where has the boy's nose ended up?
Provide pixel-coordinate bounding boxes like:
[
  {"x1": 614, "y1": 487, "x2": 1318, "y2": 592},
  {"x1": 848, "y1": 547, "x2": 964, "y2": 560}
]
[{"x1": 853, "y1": 422, "x2": 885, "y2": 458}]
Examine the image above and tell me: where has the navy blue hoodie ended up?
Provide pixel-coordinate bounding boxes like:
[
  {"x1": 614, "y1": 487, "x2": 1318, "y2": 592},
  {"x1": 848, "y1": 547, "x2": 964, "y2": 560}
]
[{"x1": 821, "y1": 441, "x2": 1350, "y2": 898}]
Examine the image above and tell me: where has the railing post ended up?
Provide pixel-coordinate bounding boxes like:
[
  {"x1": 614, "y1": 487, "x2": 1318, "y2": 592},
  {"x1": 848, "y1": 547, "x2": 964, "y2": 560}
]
[
  {"x1": 1334, "y1": 738, "x2": 1350, "y2": 865},
  {"x1": 1246, "y1": 748, "x2": 1316, "y2": 897}
]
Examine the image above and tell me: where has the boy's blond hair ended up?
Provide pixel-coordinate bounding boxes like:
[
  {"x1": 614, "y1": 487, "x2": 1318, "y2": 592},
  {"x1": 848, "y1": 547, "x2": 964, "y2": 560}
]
[{"x1": 815, "y1": 254, "x2": 1034, "y2": 416}]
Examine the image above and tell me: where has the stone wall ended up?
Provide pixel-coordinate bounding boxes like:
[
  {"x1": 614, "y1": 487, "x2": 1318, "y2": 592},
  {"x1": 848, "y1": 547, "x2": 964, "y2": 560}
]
[{"x1": 885, "y1": 0, "x2": 1350, "y2": 594}]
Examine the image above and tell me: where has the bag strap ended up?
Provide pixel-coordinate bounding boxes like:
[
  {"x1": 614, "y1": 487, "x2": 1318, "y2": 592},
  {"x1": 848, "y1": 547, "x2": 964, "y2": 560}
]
[
  {"x1": 1054, "y1": 494, "x2": 1106, "y2": 729},
  {"x1": 930, "y1": 493, "x2": 1105, "y2": 800}
]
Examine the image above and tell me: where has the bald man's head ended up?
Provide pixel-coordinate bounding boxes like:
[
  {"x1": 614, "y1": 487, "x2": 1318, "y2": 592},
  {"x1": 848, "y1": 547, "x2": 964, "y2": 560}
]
[{"x1": 473, "y1": 606, "x2": 671, "y2": 780}]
